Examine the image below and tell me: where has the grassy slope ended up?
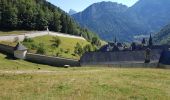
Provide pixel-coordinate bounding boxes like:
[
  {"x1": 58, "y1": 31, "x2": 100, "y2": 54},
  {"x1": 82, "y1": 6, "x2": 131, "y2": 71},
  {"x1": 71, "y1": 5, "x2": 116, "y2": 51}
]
[
  {"x1": 23, "y1": 35, "x2": 90, "y2": 59},
  {"x1": 0, "y1": 53, "x2": 170, "y2": 100},
  {"x1": 0, "y1": 53, "x2": 58, "y2": 71}
]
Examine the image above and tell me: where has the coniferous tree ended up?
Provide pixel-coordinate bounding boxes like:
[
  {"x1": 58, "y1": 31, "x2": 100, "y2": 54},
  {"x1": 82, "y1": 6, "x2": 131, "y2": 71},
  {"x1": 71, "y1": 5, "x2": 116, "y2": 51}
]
[{"x1": 0, "y1": 0, "x2": 98, "y2": 43}]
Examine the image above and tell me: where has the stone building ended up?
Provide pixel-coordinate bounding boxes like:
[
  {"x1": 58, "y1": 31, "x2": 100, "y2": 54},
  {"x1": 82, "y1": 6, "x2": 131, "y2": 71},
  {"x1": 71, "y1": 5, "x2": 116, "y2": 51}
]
[
  {"x1": 14, "y1": 42, "x2": 28, "y2": 59},
  {"x1": 81, "y1": 35, "x2": 170, "y2": 67}
]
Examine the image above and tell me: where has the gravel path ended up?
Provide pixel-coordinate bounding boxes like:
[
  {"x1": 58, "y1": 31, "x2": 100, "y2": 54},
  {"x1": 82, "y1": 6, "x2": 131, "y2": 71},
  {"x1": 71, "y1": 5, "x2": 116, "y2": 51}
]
[
  {"x1": 0, "y1": 69, "x2": 112, "y2": 74},
  {"x1": 0, "y1": 31, "x2": 85, "y2": 42}
]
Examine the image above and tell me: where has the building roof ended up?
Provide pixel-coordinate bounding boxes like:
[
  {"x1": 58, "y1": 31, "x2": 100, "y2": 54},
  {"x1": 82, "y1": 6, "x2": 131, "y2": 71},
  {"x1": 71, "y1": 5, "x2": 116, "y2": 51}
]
[{"x1": 14, "y1": 42, "x2": 27, "y2": 51}]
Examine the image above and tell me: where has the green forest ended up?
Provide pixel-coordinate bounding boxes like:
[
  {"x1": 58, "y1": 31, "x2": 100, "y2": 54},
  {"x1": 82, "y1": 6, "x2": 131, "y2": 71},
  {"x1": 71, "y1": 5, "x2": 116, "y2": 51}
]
[{"x1": 0, "y1": 0, "x2": 98, "y2": 42}]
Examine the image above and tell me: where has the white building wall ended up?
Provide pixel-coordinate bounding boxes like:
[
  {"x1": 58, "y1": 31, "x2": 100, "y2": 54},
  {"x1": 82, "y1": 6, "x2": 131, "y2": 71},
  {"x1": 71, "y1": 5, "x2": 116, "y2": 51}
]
[{"x1": 14, "y1": 50, "x2": 27, "y2": 59}]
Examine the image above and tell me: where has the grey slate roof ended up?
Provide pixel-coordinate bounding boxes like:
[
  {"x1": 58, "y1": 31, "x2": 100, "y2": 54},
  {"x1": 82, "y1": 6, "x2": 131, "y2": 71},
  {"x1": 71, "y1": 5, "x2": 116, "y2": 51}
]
[{"x1": 14, "y1": 42, "x2": 27, "y2": 51}]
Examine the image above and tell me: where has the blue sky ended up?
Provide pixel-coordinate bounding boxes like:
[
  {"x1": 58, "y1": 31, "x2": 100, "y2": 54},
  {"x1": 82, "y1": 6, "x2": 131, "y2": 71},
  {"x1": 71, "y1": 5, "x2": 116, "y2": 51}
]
[{"x1": 47, "y1": 0, "x2": 139, "y2": 12}]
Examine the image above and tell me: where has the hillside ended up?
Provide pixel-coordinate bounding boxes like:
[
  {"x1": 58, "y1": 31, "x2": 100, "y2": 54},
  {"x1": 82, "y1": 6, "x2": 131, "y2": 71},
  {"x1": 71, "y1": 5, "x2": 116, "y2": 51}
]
[
  {"x1": 0, "y1": 53, "x2": 57, "y2": 70},
  {"x1": 73, "y1": 0, "x2": 170, "y2": 42},
  {"x1": 0, "y1": 0, "x2": 97, "y2": 42},
  {"x1": 154, "y1": 24, "x2": 170, "y2": 45},
  {"x1": 0, "y1": 34, "x2": 94, "y2": 59},
  {"x1": 128, "y1": 0, "x2": 170, "y2": 32},
  {"x1": 23, "y1": 35, "x2": 91, "y2": 59}
]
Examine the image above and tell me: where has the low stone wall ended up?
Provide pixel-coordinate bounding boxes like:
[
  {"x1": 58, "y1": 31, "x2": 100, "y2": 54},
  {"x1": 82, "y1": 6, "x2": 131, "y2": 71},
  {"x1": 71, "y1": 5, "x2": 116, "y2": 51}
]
[
  {"x1": 0, "y1": 44, "x2": 80, "y2": 67},
  {"x1": 0, "y1": 44, "x2": 14, "y2": 55},
  {"x1": 26, "y1": 53, "x2": 80, "y2": 67}
]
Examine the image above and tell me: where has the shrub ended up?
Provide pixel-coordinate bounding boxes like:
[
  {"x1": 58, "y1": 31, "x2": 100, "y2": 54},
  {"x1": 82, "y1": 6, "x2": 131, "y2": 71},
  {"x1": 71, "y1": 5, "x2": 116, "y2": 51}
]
[
  {"x1": 64, "y1": 49, "x2": 70, "y2": 54},
  {"x1": 30, "y1": 43, "x2": 38, "y2": 49},
  {"x1": 36, "y1": 43, "x2": 46, "y2": 54},
  {"x1": 51, "y1": 36, "x2": 61, "y2": 48},
  {"x1": 74, "y1": 43, "x2": 83, "y2": 56},
  {"x1": 60, "y1": 48, "x2": 63, "y2": 53},
  {"x1": 23, "y1": 38, "x2": 34, "y2": 42},
  {"x1": 83, "y1": 44, "x2": 92, "y2": 53},
  {"x1": 56, "y1": 52, "x2": 61, "y2": 57},
  {"x1": 91, "y1": 37, "x2": 101, "y2": 47}
]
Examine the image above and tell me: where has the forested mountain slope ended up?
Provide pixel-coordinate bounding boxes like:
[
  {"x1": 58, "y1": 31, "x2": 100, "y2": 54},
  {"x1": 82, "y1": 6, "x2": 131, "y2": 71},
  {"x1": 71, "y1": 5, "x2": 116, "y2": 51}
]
[
  {"x1": 154, "y1": 24, "x2": 170, "y2": 45},
  {"x1": 0, "y1": 0, "x2": 97, "y2": 41}
]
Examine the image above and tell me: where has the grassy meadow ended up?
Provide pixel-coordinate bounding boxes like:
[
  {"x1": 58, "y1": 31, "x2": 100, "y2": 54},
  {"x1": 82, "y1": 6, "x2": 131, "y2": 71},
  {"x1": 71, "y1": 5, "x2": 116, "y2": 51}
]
[{"x1": 0, "y1": 53, "x2": 170, "y2": 100}]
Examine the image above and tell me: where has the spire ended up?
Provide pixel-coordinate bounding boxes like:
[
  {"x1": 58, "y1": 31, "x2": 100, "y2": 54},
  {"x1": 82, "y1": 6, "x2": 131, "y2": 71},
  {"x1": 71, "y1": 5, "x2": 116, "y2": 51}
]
[
  {"x1": 114, "y1": 36, "x2": 117, "y2": 43},
  {"x1": 149, "y1": 34, "x2": 153, "y2": 46},
  {"x1": 142, "y1": 38, "x2": 146, "y2": 46}
]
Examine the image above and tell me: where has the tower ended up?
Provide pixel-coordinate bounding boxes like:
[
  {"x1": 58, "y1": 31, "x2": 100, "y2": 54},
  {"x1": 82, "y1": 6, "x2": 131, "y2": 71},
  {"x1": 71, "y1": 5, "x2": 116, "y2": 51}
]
[
  {"x1": 114, "y1": 36, "x2": 117, "y2": 43},
  {"x1": 149, "y1": 34, "x2": 153, "y2": 46},
  {"x1": 142, "y1": 38, "x2": 146, "y2": 46}
]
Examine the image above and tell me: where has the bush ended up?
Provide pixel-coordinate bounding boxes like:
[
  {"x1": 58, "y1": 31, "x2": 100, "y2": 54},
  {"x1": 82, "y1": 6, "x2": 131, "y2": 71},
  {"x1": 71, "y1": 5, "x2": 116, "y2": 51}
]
[
  {"x1": 74, "y1": 43, "x2": 83, "y2": 56},
  {"x1": 51, "y1": 36, "x2": 61, "y2": 48},
  {"x1": 56, "y1": 52, "x2": 61, "y2": 57},
  {"x1": 36, "y1": 43, "x2": 46, "y2": 54},
  {"x1": 23, "y1": 38, "x2": 34, "y2": 42},
  {"x1": 83, "y1": 44, "x2": 92, "y2": 53},
  {"x1": 91, "y1": 37, "x2": 101, "y2": 47},
  {"x1": 30, "y1": 43, "x2": 38, "y2": 49},
  {"x1": 64, "y1": 49, "x2": 70, "y2": 54}
]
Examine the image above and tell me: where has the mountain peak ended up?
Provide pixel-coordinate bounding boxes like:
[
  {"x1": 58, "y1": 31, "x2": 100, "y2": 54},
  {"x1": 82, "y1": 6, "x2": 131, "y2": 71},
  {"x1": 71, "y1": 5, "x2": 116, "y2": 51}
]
[
  {"x1": 86, "y1": 1, "x2": 128, "y2": 12},
  {"x1": 69, "y1": 9, "x2": 77, "y2": 15}
]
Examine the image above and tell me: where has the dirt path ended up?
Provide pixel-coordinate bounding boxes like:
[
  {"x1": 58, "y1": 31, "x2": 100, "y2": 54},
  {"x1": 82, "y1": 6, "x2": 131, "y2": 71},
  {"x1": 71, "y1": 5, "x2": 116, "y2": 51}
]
[
  {"x1": 0, "y1": 31, "x2": 85, "y2": 42},
  {"x1": 0, "y1": 69, "x2": 112, "y2": 74}
]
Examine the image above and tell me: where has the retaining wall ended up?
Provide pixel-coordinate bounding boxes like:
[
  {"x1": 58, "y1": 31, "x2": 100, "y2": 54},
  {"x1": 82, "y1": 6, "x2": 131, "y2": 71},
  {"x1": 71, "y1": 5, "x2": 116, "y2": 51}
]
[
  {"x1": 0, "y1": 44, "x2": 80, "y2": 67},
  {"x1": 0, "y1": 44, "x2": 169, "y2": 68},
  {"x1": 26, "y1": 53, "x2": 80, "y2": 67},
  {"x1": 0, "y1": 44, "x2": 14, "y2": 55}
]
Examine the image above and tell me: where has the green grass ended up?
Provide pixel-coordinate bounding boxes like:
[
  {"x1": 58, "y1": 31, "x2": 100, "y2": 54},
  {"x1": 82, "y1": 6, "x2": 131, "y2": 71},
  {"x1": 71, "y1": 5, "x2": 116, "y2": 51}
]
[
  {"x1": 23, "y1": 35, "x2": 90, "y2": 59},
  {"x1": 0, "y1": 31, "x2": 28, "y2": 36},
  {"x1": 0, "y1": 53, "x2": 170, "y2": 100},
  {"x1": 0, "y1": 53, "x2": 58, "y2": 71}
]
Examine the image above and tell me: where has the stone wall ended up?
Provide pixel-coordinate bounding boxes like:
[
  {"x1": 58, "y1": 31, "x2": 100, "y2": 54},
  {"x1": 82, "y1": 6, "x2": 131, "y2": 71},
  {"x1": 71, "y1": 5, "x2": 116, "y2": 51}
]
[
  {"x1": 0, "y1": 44, "x2": 14, "y2": 55},
  {"x1": 0, "y1": 44, "x2": 80, "y2": 67},
  {"x1": 26, "y1": 53, "x2": 80, "y2": 67},
  {"x1": 80, "y1": 50, "x2": 162, "y2": 66},
  {"x1": 0, "y1": 43, "x2": 169, "y2": 68},
  {"x1": 159, "y1": 50, "x2": 170, "y2": 65}
]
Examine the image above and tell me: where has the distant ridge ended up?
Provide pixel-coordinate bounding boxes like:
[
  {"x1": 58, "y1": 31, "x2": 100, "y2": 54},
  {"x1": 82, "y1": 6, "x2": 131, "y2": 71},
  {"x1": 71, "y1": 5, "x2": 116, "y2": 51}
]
[
  {"x1": 73, "y1": 0, "x2": 170, "y2": 42},
  {"x1": 154, "y1": 23, "x2": 170, "y2": 45},
  {"x1": 69, "y1": 9, "x2": 77, "y2": 15}
]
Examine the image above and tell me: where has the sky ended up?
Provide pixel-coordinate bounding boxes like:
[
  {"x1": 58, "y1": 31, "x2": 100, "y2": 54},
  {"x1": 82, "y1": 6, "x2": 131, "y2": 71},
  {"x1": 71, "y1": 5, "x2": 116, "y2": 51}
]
[{"x1": 47, "y1": 0, "x2": 139, "y2": 12}]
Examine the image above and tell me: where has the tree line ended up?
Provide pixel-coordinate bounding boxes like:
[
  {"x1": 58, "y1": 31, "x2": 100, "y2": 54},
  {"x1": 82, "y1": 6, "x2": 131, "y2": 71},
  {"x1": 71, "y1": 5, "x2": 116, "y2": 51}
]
[{"x1": 0, "y1": 0, "x2": 100, "y2": 42}]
